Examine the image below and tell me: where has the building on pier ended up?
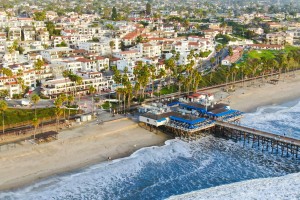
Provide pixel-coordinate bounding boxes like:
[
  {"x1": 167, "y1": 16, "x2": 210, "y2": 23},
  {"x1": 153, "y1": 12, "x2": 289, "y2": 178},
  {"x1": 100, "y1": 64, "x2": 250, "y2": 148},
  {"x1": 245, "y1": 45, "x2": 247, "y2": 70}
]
[
  {"x1": 137, "y1": 98, "x2": 299, "y2": 159},
  {"x1": 138, "y1": 98, "x2": 243, "y2": 135}
]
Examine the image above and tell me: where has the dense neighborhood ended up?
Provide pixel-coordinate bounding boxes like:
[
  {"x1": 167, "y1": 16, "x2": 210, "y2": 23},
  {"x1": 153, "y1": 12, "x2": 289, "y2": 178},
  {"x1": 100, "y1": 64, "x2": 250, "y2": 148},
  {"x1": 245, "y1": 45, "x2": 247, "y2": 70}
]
[
  {"x1": 0, "y1": 0, "x2": 299, "y2": 110},
  {"x1": 0, "y1": 1, "x2": 300, "y2": 198}
]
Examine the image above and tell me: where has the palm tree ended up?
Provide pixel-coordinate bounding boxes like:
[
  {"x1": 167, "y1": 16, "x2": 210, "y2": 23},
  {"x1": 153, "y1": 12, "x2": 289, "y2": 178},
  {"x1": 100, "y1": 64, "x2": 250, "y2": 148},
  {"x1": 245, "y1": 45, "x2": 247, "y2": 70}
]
[
  {"x1": 221, "y1": 66, "x2": 230, "y2": 90},
  {"x1": 32, "y1": 118, "x2": 39, "y2": 140},
  {"x1": 125, "y1": 83, "x2": 132, "y2": 109},
  {"x1": 177, "y1": 74, "x2": 184, "y2": 93},
  {"x1": 0, "y1": 100, "x2": 8, "y2": 139},
  {"x1": 17, "y1": 77, "x2": 26, "y2": 93},
  {"x1": 67, "y1": 95, "x2": 74, "y2": 120},
  {"x1": 193, "y1": 72, "x2": 202, "y2": 92},
  {"x1": 238, "y1": 63, "x2": 246, "y2": 87},
  {"x1": 54, "y1": 97, "x2": 63, "y2": 131},
  {"x1": 140, "y1": 65, "x2": 150, "y2": 98},
  {"x1": 75, "y1": 75, "x2": 83, "y2": 102},
  {"x1": 59, "y1": 94, "x2": 67, "y2": 119},
  {"x1": 149, "y1": 65, "x2": 156, "y2": 96},
  {"x1": 89, "y1": 85, "x2": 96, "y2": 95},
  {"x1": 164, "y1": 58, "x2": 176, "y2": 89},
  {"x1": 109, "y1": 40, "x2": 115, "y2": 56},
  {"x1": 68, "y1": 74, "x2": 83, "y2": 103},
  {"x1": 34, "y1": 59, "x2": 44, "y2": 85},
  {"x1": 115, "y1": 87, "x2": 123, "y2": 113},
  {"x1": 157, "y1": 68, "x2": 166, "y2": 93},
  {"x1": 30, "y1": 94, "x2": 40, "y2": 119},
  {"x1": 62, "y1": 70, "x2": 71, "y2": 93},
  {"x1": 88, "y1": 85, "x2": 96, "y2": 115}
]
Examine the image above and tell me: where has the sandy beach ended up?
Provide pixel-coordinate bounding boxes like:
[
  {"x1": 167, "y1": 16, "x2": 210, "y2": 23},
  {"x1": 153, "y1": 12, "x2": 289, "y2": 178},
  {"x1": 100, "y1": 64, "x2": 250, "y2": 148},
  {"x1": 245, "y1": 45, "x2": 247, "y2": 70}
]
[
  {"x1": 0, "y1": 71, "x2": 300, "y2": 192},
  {"x1": 0, "y1": 118, "x2": 170, "y2": 191},
  {"x1": 211, "y1": 71, "x2": 300, "y2": 112}
]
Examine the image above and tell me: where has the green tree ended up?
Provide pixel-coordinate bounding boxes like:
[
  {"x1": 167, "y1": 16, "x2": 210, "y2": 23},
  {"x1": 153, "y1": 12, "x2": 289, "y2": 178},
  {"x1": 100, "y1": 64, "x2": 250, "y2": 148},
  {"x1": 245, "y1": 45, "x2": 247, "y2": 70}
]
[
  {"x1": 17, "y1": 77, "x2": 26, "y2": 92},
  {"x1": 54, "y1": 97, "x2": 63, "y2": 131},
  {"x1": 30, "y1": 94, "x2": 40, "y2": 119},
  {"x1": 62, "y1": 70, "x2": 71, "y2": 92},
  {"x1": 46, "y1": 21, "x2": 61, "y2": 37},
  {"x1": 111, "y1": 7, "x2": 117, "y2": 21},
  {"x1": 67, "y1": 95, "x2": 75, "y2": 120},
  {"x1": 109, "y1": 40, "x2": 115, "y2": 56},
  {"x1": 56, "y1": 41, "x2": 68, "y2": 47},
  {"x1": 136, "y1": 35, "x2": 144, "y2": 44},
  {"x1": 17, "y1": 46, "x2": 25, "y2": 54},
  {"x1": 2, "y1": 68, "x2": 13, "y2": 78},
  {"x1": 149, "y1": 65, "x2": 156, "y2": 95},
  {"x1": 59, "y1": 94, "x2": 67, "y2": 119},
  {"x1": 210, "y1": 57, "x2": 216, "y2": 65},
  {"x1": 146, "y1": 3, "x2": 151, "y2": 15},
  {"x1": 34, "y1": 59, "x2": 44, "y2": 83},
  {"x1": 106, "y1": 24, "x2": 114, "y2": 30},
  {"x1": 68, "y1": 74, "x2": 83, "y2": 102},
  {"x1": 33, "y1": 11, "x2": 46, "y2": 21},
  {"x1": 0, "y1": 100, "x2": 8, "y2": 138},
  {"x1": 32, "y1": 118, "x2": 39, "y2": 140},
  {"x1": 228, "y1": 46, "x2": 233, "y2": 56}
]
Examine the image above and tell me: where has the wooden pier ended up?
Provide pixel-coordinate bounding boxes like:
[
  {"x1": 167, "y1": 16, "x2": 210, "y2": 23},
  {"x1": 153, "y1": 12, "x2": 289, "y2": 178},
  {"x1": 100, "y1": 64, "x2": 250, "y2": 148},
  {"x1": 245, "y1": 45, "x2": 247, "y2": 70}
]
[
  {"x1": 139, "y1": 109, "x2": 299, "y2": 159},
  {"x1": 214, "y1": 121, "x2": 300, "y2": 159}
]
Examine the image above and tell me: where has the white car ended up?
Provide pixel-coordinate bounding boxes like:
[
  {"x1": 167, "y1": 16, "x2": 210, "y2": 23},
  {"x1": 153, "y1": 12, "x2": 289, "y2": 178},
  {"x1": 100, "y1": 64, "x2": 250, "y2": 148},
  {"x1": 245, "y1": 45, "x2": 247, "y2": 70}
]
[{"x1": 5, "y1": 97, "x2": 11, "y2": 101}]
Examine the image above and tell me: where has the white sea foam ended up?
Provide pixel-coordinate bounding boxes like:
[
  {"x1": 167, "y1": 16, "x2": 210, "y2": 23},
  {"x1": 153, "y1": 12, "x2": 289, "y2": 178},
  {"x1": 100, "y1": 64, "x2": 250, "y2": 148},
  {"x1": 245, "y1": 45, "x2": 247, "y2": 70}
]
[
  {"x1": 0, "y1": 99, "x2": 299, "y2": 200},
  {"x1": 0, "y1": 139, "x2": 195, "y2": 200},
  {"x1": 241, "y1": 99, "x2": 300, "y2": 139},
  {"x1": 167, "y1": 172, "x2": 300, "y2": 200}
]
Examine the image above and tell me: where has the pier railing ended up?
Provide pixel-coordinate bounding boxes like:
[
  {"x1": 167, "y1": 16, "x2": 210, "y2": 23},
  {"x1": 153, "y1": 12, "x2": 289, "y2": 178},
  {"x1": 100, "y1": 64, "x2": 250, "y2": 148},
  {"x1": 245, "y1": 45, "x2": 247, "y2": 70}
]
[{"x1": 214, "y1": 121, "x2": 300, "y2": 159}]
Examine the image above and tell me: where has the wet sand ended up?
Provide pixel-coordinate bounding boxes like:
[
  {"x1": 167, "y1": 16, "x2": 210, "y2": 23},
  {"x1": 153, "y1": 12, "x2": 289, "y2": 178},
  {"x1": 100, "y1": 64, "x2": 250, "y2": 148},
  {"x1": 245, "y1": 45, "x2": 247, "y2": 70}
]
[{"x1": 0, "y1": 118, "x2": 170, "y2": 191}]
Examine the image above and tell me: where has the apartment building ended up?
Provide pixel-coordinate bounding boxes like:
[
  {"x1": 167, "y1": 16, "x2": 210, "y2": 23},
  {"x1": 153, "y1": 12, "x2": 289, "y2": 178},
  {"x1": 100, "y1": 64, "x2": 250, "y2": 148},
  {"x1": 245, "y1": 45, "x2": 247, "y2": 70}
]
[
  {"x1": 42, "y1": 71, "x2": 109, "y2": 98},
  {"x1": 266, "y1": 32, "x2": 293, "y2": 45},
  {"x1": 75, "y1": 55, "x2": 109, "y2": 71},
  {"x1": 54, "y1": 60, "x2": 82, "y2": 73},
  {"x1": 78, "y1": 42, "x2": 103, "y2": 53},
  {"x1": 0, "y1": 51, "x2": 20, "y2": 65},
  {"x1": 0, "y1": 77, "x2": 21, "y2": 97},
  {"x1": 41, "y1": 47, "x2": 74, "y2": 62},
  {"x1": 36, "y1": 30, "x2": 50, "y2": 45},
  {"x1": 0, "y1": 32, "x2": 6, "y2": 45},
  {"x1": 8, "y1": 27, "x2": 22, "y2": 41},
  {"x1": 113, "y1": 50, "x2": 142, "y2": 61},
  {"x1": 137, "y1": 43, "x2": 162, "y2": 58},
  {"x1": 22, "y1": 26, "x2": 36, "y2": 41}
]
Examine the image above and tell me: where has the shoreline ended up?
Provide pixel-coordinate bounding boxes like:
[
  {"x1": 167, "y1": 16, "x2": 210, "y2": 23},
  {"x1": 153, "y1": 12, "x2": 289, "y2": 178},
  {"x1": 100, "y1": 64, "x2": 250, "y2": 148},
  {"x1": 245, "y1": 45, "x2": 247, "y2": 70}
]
[
  {"x1": 0, "y1": 118, "x2": 171, "y2": 192},
  {"x1": 0, "y1": 72, "x2": 300, "y2": 192},
  {"x1": 211, "y1": 71, "x2": 300, "y2": 113}
]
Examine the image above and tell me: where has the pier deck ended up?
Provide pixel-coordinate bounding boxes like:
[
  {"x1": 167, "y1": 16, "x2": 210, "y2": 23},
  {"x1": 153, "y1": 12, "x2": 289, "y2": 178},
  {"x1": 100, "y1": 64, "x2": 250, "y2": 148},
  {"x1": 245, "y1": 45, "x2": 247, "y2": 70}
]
[
  {"x1": 215, "y1": 121, "x2": 300, "y2": 147},
  {"x1": 214, "y1": 121, "x2": 300, "y2": 158}
]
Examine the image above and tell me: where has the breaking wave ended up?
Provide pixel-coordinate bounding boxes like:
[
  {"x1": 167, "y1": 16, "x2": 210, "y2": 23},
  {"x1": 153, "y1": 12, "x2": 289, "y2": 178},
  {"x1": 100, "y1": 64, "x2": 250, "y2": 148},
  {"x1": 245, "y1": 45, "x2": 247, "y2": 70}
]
[{"x1": 1, "y1": 99, "x2": 300, "y2": 200}]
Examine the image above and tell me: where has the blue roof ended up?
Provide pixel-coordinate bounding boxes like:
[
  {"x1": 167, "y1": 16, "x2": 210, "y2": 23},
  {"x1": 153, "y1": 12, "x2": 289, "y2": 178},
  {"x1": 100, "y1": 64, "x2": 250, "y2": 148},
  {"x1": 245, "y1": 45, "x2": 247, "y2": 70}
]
[
  {"x1": 167, "y1": 101, "x2": 180, "y2": 106},
  {"x1": 214, "y1": 109, "x2": 239, "y2": 117},
  {"x1": 157, "y1": 118, "x2": 167, "y2": 122},
  {"x1": 179, "y1": 103, "x2": 207, "y2": 113},
  {"x1": 170, "y1": 116, "x2": 206, "y2": 125}
]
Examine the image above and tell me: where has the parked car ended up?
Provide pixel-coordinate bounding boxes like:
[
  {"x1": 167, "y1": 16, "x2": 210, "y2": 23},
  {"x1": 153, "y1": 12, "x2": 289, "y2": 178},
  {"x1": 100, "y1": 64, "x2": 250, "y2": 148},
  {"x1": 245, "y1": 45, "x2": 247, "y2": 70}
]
[
  {"x1": 21, "y1": 100, "x2": 31, "y2": 106},
  {"x1": 4, "y1": 97, "x2": 11, "y2": 101}
]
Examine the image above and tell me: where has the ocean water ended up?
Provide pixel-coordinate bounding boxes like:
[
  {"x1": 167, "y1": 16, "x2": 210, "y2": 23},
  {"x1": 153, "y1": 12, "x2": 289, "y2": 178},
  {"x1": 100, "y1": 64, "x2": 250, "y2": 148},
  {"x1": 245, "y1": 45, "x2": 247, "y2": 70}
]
[
  {"x1": 240, "y1": 99, "x2": 300, "y2": 139},
  {"x1": 1, "y1": 99, "x2": 300, "y2": 200}
]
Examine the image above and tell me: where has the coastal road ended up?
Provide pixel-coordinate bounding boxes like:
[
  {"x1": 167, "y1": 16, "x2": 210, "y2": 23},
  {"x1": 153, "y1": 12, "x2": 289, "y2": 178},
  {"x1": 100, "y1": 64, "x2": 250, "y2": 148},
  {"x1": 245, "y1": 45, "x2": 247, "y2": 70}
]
[{"x1": 198, "y1": 47, "x2": 228, "y2": 72}]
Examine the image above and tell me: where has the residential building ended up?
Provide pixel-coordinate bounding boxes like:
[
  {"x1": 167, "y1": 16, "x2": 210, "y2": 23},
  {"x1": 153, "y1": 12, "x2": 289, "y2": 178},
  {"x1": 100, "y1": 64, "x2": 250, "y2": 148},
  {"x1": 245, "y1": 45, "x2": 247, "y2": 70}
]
[{"x1": 266, "y1": 32, "x2": 293, "y2": 45}]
